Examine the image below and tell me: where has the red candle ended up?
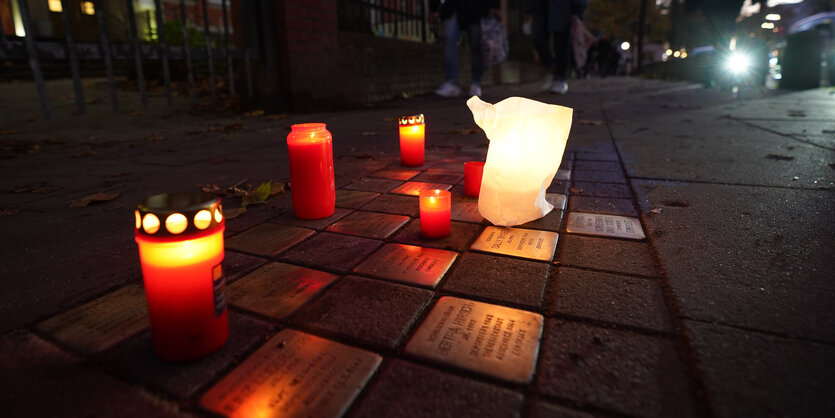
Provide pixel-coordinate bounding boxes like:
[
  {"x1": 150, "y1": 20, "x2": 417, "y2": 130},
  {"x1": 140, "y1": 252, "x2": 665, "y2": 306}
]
[
  {"x1": 464, "y1": 161, "x2": 485, "y2": 197},
  {"x1": 399, "y1": 114, "x2": 425, "y2": 167},
  {"x1": 419, "y1": 189, "x2": 451, "y2": 238},
  {"x1": 135, "y1": 192, "x2": 228, "y2": 361},
  {"x1": 287, "y1": 123, "x2": 335, "y2": 219}
]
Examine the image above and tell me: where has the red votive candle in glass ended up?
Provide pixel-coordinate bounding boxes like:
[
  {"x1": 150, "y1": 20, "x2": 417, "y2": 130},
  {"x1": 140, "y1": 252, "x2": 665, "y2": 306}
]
[
  {"x1": 419, "y1": 189, "x2": 451, "y2": 238},
  {"x1": 399, "y1": 114, "x2": 425, "y2": 167},
  {"x1": 135, "y1": 192, "x2": 228, "y2": 362},
  {"x1": 287, "y1": 123, "x2": 335, "y2": 219},
  {"x1": 464, "y1": 161, "x2": 486, "y2": 197}
]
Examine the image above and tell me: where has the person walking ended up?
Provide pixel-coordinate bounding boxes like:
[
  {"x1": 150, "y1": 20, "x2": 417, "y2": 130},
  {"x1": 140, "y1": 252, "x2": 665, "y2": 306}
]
[
  {"x1": 525, "y1": 0, "x2": 588, "y2": 94},
  {"x1": 430, "y1": 0, "x2": 501, "y2": 98}
]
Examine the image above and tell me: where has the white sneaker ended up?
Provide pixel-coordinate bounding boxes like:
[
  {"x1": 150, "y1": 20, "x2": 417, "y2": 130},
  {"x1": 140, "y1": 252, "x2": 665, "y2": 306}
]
[
  {"x1": 539, "y1": 74, "x2": 554, "y2": 91},
  {"x1": 468, "y1": 83, "x2": 482, "y2": 97},
  {"x1": 434, "y1": 81, "x2": 461, "y2": 98},
  {"x1": 550, "y1": 81, "x2": 568, "y2": 94}
]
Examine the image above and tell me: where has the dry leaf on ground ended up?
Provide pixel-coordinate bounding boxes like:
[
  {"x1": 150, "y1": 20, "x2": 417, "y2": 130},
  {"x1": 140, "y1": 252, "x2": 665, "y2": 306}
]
[
  {"x1": 577, "y1": 119, "x2": 604, "y2": 126},
  {"x1": 0, "y1": 129, "x2": 19, "y2": 135},
  {"x1": 650, "y1": 208, "x2": 663, "y2": 214},
  {"x1": 1, "y1": 208, "x2": 21, "y2": 217},
  {"x1": 243, "y1": 110, "x2": 265, "y2": 118},
  {"x1": 69, "y1": 192, "x2": 119, "y2": 208}
]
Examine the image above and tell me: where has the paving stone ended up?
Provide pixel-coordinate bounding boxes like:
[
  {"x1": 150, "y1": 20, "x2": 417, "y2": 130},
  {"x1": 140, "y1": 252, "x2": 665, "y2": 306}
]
[
  {"x1": 412, "y1": 171, "x2": 465, "y2": 184},
  {"x1": 569, "y1": 196, "x2": 638, "y2": 216},
  {"x1": 549, "y1": 267, "x2": 672, "y2": 333},
  {"x1": 278, "y1": 232, "x2": 382, "y2": 273},
  {"x1": 546, "y1": 193, "x2": 567, "y2": 211},
  {"x1": 326, "y1": 211, "x2": 410, "y2": 239},
  {"x1": 226, "y1": 223, "x2": 315, "y2": 257},
  {"x1": 442, "y1": 253, "x2": 550, "y2": 308},
  {"x1": 572, "y1": 170, "x2": 627, "y2": 184},
  {"x1": 35, "y1": 285, "x2": 148, "y2": 354},
  {"x1": 571, "y1": 181, "x2": 632, "y2": 199},
  {"x1": 272, "y1": 207, "x2": 352, "y2": 230},
  {"x1": 370, "y1": 168, "x2": 421, "y2": 181},
  {"x1": 392, "y1": 219, "x2": 482, "y2": 252},
  {"x1": 227, "y1": 262, "x2": 338, "y2": 319},
  {"x1": 529, "y1": 401, "x2": 599, "y2": 418},
  {"x1": 105, "y1": 312, "x2": 274, "y2": 398},
  {"x1": 0, "y1": 331, "x2": 182, "y2": 417},
  {"x1": 575, "y1": 151, "x2": 620, "y2": 162},
  {"x1": 560, "y1": 235, "x2": 657, "y2": 277},
  {"x1": 547, "y1": 180, "x2": 571, "y2": 195},
  {"x1": 351, "y1": 359, "x2": 524, "y2": 418},
  {"x1": 554, "y1": 168, "x2": 571, "y2": 181},
  {"x1": 223, "y1": 251, "x2": 269, "y2": 284},
  {"x1": 354, "y1": 243, "x2": 458, "y2": 288},
  {"x1": 572, "y1": 160, "x2": 623, "y2": 172},
  {"x1": 390, "y1": 181, "x2": 453, "y2": 196},
  {"x1": 224, "y1": 203, "x2": 280, "y2": 234},
  {"x1": 450, "y1": 199, "x2": 484, "y2": 223},
  {"x1": 536, "y1": 320, "x2": 696, "y2": 417},
  {"x1": 344, "y1": 177, "x2": 403, "y2": 193},
  {"x1": 405, "y1": 297, "x2": 544, "y2": 383},
  {"x1": 201, "y1": 329, "x2": 382, "y2": 418},
  {"x1": 517, "y1": 209, "x2": 565, "y2": 232},
  {"x1": 426, "y1": 162, "x2": 466, "y2": 172},
  {"x1": 336, "y1": 189, "x2": 380, "y2": 209},
  {"x1": 388, "y1": 161, "x2": 438, "y2": 171},
  {"x1": 360, "y1": 193, "x2": 420, "y2": 217},
  {"x1": 685, "y1": 320, "x2": 835, "y2": 418},
  {"x1": 293, "y1": 276, "x2": 433, "y2": 350}
]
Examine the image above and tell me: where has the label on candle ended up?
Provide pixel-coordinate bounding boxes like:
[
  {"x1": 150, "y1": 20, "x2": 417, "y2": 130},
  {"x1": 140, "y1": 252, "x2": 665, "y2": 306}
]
[
  {"x1": 565, "y1": 212, "x2": 646, "y2": 240},
  {"x1": 405, "y1": 297, "x2": 543, "y2": 383},
  {"x1": 212, "y1": 263, "x2": 227, "y2": 317},
  {"x1": 470, "y1": 226, "x2": 558, "y2": 262},
  {"x1": 227, "y1": 263, "x2": 337, "y2": 319},
  {"x1": 354, "y1": 243, "x2": 458, "y2": 288},
  {"x1": 201, "y1": 329, "x2": 382, "y2": 418}
]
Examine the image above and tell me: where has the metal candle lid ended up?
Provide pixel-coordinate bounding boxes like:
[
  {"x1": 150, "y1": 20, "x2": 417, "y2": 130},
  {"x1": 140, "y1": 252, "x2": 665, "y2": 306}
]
[
  {"x1": 398, "y1": 114, "x2": 425, "y2": 126},
  {"x1": 135, "y1": 191, "x2": 224, "y2": 237}
]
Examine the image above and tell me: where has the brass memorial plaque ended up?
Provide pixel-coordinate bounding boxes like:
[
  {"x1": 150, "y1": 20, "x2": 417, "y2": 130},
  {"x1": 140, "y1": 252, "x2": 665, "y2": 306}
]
[
  {"x1": 545, "y1": 193, "x2": 567, "y2": 211},
  {"x1": 201, "y1": 329, "x2": 382, "y2": 418},
  {"x1": 326, "y1": 211, "x2": 410, "y2": 239},
  {"x1": 451, "y1": 200, "x2": 483, "y2": 223},
  {"x1": 470, "y1": 227, "x2": 558, "y2": 262},
  {"x1": 36, "y1": 285, "x2": 148, "y2": 353},
  {"x1": 566, "y1": 212, "x2": 646, "y2": 240},
  {"x1": 354, "y1": 243, "x2": 458, "y2": 288},
  {"x1": 228, "y1": 263, "x2": 338, "y2": 319},
  {"x1": 390, "y1": 182, "x2": 452, "y2": 196},
  {"x1": 405, "y1": 296, "x2": 543, "y2": 383}
]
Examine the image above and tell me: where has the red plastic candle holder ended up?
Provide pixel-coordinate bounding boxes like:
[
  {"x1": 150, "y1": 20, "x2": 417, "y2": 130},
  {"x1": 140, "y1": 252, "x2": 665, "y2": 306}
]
[
  {"x1": 287, "y1": 123, "x2": 336, "y2": 219},
  {"x1": 419, "y1": 189, "x2": 451, "y2": 238},
  {"x1": 134, "y1": 192, "x2": 228, "y2": 362},
  {"x1": 464, "y1": 161, "x2": 485, "y2": 197},
  {"x1": 399, "y1": 114, "x2": 425, "y2": 167}
]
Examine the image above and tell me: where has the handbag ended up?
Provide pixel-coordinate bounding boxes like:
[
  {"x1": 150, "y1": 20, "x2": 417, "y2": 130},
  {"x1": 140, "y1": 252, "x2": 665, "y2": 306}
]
[{"x1": 481, "y1": 16, "x2": 509, "y2": 67}]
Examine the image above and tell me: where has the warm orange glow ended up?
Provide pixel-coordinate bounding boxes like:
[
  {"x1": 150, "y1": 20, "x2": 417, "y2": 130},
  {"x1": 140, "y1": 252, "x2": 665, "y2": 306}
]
[
  {"x1": 165, "y1": 213, "x2": 188, "y2": 234},
  {"x1": 399, "y1": 123, "x2": 425, "y2": 166},
  {"x1": 194, "y1": 210, "x2": 212, "y2": 229},
  {"x1": 214, "y1": 208, "x2": 223, "y2": 224},
  {"x1": 142, "y1": 213, "x2": 160, "y2": 234},
  {"x1": 81, "y1": 1, "x2": 95, "y2": 15},
  {"x1": 287, "y1": 123, "x2": 335, "y2": 219},
  {"x1": 48, "y1": 0, "x2": 62, "y2": 12},
  {"x1": 137, "y1": 231, "x2": 223, "y2": 267},
  {"x1": 135, "y1": 210, "x2": 142, "y2": 229},
  {"x1": 419, "y1": 189, "x2": 451, "y2": 238}
]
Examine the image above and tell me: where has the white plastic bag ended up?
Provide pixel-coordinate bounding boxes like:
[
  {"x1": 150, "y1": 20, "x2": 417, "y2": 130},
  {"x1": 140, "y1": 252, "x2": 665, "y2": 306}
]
[{"x1": 467, "y1": 96, "x2": 573, "y2": 226}]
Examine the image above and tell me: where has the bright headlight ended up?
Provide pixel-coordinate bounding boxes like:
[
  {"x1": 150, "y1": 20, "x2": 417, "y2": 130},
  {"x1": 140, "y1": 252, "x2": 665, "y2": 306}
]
[{"x1": 726, "y1": 52, "x2": 751, "y2": 75}]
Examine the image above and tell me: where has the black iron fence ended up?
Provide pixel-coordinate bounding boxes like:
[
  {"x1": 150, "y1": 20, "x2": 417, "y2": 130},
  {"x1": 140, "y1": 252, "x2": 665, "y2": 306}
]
[
  {"x1": 0, "y1": 0, "x2": 253, "y2": 119},
  {"x1": 339, "y1": 0, "x2": 437, "y2": 43}
]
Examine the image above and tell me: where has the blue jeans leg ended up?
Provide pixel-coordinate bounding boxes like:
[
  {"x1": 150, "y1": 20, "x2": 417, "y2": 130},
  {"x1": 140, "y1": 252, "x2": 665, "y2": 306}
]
[{"x1": 443, "y1": 15, "x2": 461, "y2": 83}]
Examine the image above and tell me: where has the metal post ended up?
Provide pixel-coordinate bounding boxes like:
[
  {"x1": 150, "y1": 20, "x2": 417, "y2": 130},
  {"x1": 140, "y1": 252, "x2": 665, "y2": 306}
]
[
  {"x1": 60, "y1": 0, "x2": 85, "y2": 114},
  {"x1": 201, "y1": 0, "x2": 216, "y2": 99},
  {"x1": 179, "y1": 0, "x2": 196, "y2": 101},
  {"x1": 245, "y1": 48, "x2": 252, "y2": 98},
  {"x1": 636, "y1": 0, "x2": 647, "y2": 73},
  {"x1": 222, "y1": 0, "x2": 235, "y2": 97},
  {"x1": 126, "y1": 0, "x2": 148, "y2": 107},
  {"x1": 16, "y1": 0, "x2": 52, "y2": 118},
  {"x1": 95, "y1": 0, "x2": 118, "y2": 111},
  {"x1": 153, "y1": 0, "x2": 173, "y2": 104}
]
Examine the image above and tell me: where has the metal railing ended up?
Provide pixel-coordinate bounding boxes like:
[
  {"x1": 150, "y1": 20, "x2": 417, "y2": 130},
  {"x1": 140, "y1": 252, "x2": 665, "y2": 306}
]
[
  {"x1": 339, "y1": 0, "x2": 437, "y2": 43},
  {"x1": 0, "y1": 0, "x2": 253, "y2": 119}
]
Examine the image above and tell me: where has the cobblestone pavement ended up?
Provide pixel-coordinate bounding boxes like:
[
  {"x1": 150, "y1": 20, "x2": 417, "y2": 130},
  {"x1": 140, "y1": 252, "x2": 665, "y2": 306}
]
[{"x1": 1, "y1": 77, "x2": 833, "y2": 417}]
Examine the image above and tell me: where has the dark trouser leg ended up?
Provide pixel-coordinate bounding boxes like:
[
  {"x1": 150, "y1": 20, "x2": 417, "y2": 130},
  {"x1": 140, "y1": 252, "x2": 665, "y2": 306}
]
[
  {"x1": 553, "y1": 31, "x2": 570, "y2": 81},
  {"x1": 533, "y1": 17, "x2": 553, "y2": 70},
  {"x1": 465, "y1": 22, "x2": 484, "y2": 83}
]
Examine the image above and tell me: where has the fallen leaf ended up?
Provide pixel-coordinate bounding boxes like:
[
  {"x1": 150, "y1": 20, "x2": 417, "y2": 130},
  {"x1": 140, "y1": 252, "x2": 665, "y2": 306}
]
[
  {"x1": 243, "y1": 109, "x2": 265, "y2": 117},
  {"x1": 224, "y1": 207, "x2": 246, "y2": 220},
  {"x1": 69, "y1": 192, "x2": 119, "y2": 208},
  {"x1": 569, "y1": 187, "x2": 584, "y2": 194},
  {"x1": 1, "y1": 208, "x2": 21, "y2": 216},
  {"x1": 650, "y1": 208, "x2": 663, "y2": 214},
  {"x1": 269, "y1": 182, "x2": 286, "y2": 195},
  {"x1": 0, "y1": 129, "x2": 19, "y2": 135},
  {"x1": 11, "y1": 181, "x2": 56, "y2": 194},
  {"x1": 200, "y1": 184, "x2": 224, "y2": 195},
  {"x1": 148, "y1": 133, "x2": 164, "y2": 143},
  {"x1": 765, "y1": 154, "x2": 794, "y2": 161},
  {"x1": 362, "y1": 131, "x2": 379, "y2": 136},
  {"x1": 577, "y1": 119, "x2": 604, "y2": 126}
]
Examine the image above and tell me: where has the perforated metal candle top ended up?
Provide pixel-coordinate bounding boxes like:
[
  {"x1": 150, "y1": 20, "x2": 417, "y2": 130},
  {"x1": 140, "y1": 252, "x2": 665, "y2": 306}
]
[
  {"x1": 398, "y1": 114, "x2": 425, "y2": 126},
  {"x1": 135, "y1": 191, "x2": 224, "y2": 238}
]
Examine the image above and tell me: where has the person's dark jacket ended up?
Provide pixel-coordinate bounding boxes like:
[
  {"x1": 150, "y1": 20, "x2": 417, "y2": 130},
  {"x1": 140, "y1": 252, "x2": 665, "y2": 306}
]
[
  {"x1": 524, "y1": 0, "x2": 588, "y2": 32},
  {"x1": 430, "y1": 0, "x2": 500, "y2": 27}
]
